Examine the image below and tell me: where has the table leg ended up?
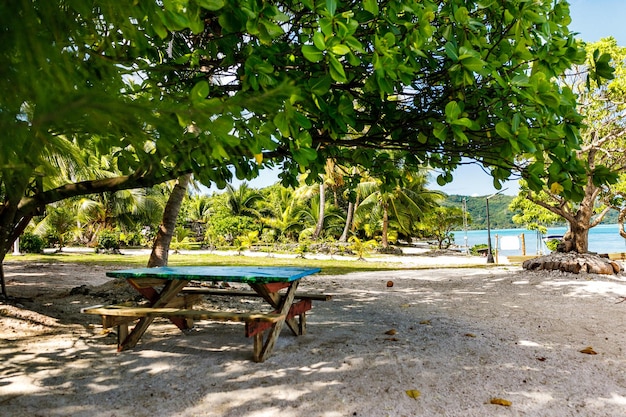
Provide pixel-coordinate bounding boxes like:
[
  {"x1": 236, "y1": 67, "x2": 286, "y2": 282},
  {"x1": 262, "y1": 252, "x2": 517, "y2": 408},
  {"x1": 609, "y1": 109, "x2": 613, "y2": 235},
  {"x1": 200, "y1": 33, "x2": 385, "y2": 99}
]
[
  {"x1": 118, "y1": 280, "x2": 188, "y2": 351},
  {"x1": 254, "y1": 280, "x2": 299, "y2": 362},
  {"x1": 249, "y1": 283, "x2": 302, "y2": 337}
]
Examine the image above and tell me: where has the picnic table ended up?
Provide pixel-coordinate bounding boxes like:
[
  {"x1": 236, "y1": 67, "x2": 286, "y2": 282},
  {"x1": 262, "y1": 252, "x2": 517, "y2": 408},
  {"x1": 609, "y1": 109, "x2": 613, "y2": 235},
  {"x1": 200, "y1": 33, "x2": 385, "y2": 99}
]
[{"x1": 82, "y1": 266, "x2": 328, "y2": 362}]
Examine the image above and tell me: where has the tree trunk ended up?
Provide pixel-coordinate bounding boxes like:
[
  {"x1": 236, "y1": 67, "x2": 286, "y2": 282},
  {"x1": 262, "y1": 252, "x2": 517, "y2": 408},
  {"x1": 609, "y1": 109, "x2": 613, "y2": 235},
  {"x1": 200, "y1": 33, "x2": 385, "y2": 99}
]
[
  {"x1": 350, "y1": 193, "x2": 360, "y2": 233},
  {"x1": 312, "y1": 182, "x2": 325, "y2": 240},
  {"x1": 381, "y1": 202, "x2": 389, "y2": 248},
  {"x1": 560, "y1": 220, "x2": 590, "y2": 253},
  {"x1": 148, "y1": 174, "x2": 191, "y2": 268},
  {"x1": 339, "y1": 201, "x2": 354, "y2": 242},
  {"x1": 619, "y1": 208, "x2": 626, "y2": 239}
]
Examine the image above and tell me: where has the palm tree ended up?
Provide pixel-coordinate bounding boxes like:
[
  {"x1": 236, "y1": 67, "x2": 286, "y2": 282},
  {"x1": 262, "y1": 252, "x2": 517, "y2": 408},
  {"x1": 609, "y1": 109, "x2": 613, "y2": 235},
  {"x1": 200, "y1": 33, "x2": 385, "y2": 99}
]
[
  {"x1": 76, "y1": 187, "x2": 165, "y2": 245},
  {"x1": 32, "y1": 203, "x2": 78, "y2": 251},
  {"x1": 225, "y1": 182, "x2": 264, "y2": 218},
  {"x1": 354, "y1": 170, "x2": 442, "y2": 248},
  {"x1": 293, "y1": 194, "x2": 345, "y2": 240},
  {"x1": 258, "y1": 185, "x2": 305, "y2": 241}
]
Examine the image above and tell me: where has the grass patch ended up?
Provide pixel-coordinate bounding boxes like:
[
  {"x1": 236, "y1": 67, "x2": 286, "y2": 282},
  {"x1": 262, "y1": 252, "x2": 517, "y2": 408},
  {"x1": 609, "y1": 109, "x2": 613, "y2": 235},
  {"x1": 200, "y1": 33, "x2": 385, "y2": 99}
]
[{"x1": 4, "y1": 250, "x2": 489, "y2": 275}]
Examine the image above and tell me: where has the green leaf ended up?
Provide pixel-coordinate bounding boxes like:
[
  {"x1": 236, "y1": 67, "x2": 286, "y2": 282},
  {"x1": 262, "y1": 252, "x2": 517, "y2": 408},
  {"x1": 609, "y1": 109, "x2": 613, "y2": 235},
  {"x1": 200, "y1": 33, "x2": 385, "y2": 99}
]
[
  {"x1": 331, "y1": 44, "x2": 351, "y2": 55},
  {"x1": 313, "y1": 32, "x2": 326, "y2": 50},
  {"x1": 328, "y1": 55, "x2": 347, "y2": 82},
  {"x1": 294, "y1": 112, "x2": 312, "y2": 129},
  {"x1": 273, "y1": 112, "x2": 290, "y2": 137},
  {"x1": 495, "y1": 122, "x2": 513, "y2": 139},
  {"x1": 191, "y1": 81, "x2": 209, "y2": 103},
  {"x1": 363, "y1": 0, "x2": 379, "y2": 15},
  {"x1": 326, "y1": 0, "x2": 337, "y2": 15},
  {"x1": 460, "y1": 57, "x2": 484, "y2": 72},
  {"x1": 454, "y1": 7, "x2": 469, "y2": 23},
  {"x1": 195, "y1": 0, "x2": 225, "y2": 11},
  {"x1": 302, "y1": 45, "x2": 324, "y2": 63},
  {"x1": 445, "y1": 101, "x2": 462, "y2": 120},
  {"x1": 451, "y1": 118, "x2": 475, "y2": 128},
  {"x1": 309, "y1": 76, "x2": 332, "y2": 96},
  {"x1": 445, "y1": 42, "x2": 458, "y2": 61}
]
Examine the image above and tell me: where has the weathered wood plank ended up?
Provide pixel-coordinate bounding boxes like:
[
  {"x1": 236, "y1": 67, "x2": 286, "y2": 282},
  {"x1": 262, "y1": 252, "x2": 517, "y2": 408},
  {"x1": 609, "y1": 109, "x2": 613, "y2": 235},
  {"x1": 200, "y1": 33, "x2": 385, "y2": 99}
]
[
  {"x1": 83, "y1": 305, "x2": 285, "y2": 323},
  {"x1": 180, "y1": 287, "x2": 332, "y2": 301}
]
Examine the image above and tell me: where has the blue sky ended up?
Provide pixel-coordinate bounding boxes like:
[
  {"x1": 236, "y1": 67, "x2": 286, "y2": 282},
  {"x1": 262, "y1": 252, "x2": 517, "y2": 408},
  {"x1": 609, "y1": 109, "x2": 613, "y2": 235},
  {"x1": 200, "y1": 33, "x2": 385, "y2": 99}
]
[{"x1": 211, "y1": 1, "x2": 626, "y2": 196}]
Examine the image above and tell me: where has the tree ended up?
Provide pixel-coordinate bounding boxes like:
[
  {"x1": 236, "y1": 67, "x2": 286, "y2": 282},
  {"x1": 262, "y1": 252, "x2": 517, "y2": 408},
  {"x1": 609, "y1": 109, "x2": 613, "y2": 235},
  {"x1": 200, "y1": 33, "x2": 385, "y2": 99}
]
[
  {"x1": 514, "y1": 38, "x2": 625, "y2": 253},
  {"x1": 1, "y1": 1, "x2": 607, "y2": 297},
  {"x1": 258, "y1": 185, "x2": 305, "y2": 242},
  {"x1": 355, "y1": 170, "x2": 441, "y2": 248},
  {"x1": 420, "y1": 206, "x2": 465, "y2": 249},
  {"x1": 32, "y1": 204, "x2": 77, "y2": 251}
]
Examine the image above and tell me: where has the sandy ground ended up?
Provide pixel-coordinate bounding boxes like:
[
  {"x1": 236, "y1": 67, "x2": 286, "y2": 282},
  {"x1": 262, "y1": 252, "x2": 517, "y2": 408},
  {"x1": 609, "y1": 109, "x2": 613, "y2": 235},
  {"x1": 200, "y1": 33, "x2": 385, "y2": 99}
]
[{"x1": 2, "y1": 251, "x2": 626, "y2": 416}]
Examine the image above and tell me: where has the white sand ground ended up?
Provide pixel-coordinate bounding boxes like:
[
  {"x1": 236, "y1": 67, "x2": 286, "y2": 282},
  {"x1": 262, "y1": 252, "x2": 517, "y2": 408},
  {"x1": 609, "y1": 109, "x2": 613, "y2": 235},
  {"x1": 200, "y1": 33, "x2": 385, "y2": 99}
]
[{"x1": 2, "y1": 252, "x2": 626, "y2": 417}]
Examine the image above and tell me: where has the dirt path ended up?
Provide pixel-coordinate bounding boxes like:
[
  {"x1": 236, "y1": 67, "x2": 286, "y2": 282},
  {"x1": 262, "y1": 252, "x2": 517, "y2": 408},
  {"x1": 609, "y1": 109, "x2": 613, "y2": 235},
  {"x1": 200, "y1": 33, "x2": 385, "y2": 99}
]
[{"x1": 2, "y1": 261, "x2": 626, "y2": 416}]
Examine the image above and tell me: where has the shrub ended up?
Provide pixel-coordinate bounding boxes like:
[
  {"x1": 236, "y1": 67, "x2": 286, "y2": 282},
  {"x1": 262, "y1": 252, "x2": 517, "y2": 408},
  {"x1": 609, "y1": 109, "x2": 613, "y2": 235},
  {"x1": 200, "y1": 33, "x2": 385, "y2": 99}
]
[
  {"x1": 470, "y1": 243, "x2": 488, "y2": 256},
  {"x1": 19, "y1": 233, "x2": 46, "y2": 253},
  {"x1": 97, "y1": 230, "x2": 121, "y2": 252}
]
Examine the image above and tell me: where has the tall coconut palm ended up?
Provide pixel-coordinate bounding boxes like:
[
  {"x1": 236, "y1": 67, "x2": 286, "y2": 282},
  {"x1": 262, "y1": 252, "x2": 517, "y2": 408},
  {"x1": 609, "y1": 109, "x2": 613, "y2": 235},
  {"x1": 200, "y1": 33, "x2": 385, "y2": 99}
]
[{"x1": 354, "y1": 170, "x2": 442, "y2": 248}]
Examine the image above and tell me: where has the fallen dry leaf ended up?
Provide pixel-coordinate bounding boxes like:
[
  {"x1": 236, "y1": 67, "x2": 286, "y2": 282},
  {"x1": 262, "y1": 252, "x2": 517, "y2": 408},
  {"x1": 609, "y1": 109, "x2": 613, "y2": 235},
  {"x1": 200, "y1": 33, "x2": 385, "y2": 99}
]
[
  {"x1": 405, "y1": 389, "x2": 421, "y2": 399},
  {"x1": 580, "y1": 346, "x2": 598, "y2": 355},
  {"x1": 490, "y1": 398, "x2": 512, "y2": 406},
  {"x1": 419, "y1": 320, "x2": 431, "y2": 325},
  {"x1": 385, "y1": 329, "x2": 397, "y2": 335},
  {"x1": 464, "y1": 333, "x2": 476, "y2": 338}
]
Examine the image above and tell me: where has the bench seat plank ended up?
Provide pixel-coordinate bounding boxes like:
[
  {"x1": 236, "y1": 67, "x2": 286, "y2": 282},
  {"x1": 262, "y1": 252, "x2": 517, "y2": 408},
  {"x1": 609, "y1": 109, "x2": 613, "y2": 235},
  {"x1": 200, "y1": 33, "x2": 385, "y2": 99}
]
[{"x1": 82, "y1": 305, "x2": 285, "y2": 323}]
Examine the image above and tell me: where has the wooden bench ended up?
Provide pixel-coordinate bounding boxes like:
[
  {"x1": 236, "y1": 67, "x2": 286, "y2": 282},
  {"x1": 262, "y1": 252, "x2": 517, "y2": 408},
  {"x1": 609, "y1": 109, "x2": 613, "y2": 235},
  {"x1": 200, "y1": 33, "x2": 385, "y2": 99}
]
[{"x1": 82, "y1": 304, "x2": 289, "y2": 361}]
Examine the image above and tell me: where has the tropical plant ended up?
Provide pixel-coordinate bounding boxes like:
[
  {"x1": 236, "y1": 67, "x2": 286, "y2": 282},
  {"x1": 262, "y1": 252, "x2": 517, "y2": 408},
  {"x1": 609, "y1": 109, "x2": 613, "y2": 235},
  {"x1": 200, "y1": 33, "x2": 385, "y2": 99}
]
[
  {"x1": 348, "y1": 236, "x2": 378, "y2": 261},
  {"x1": 258, "y1": 185, "x2": 305, "y2": 241},
  {"x1": 419, "y1": 206, "x2": 465, "y2": 249},
  {"x1": 236, "y1": 231, "x2": 259, "y2": 255},
  {"x1": 32, "y1": 204, "x2": 78, "y2": 251},
  {"x1": 293, "y1": 194, "x2": 346, "y2": 240},
  {"x1": 354, "y1": 171, "x2": 442, "y2": 247},
  {"x1": 18, "y1": 233, "x2": 45, "y2": 254}
]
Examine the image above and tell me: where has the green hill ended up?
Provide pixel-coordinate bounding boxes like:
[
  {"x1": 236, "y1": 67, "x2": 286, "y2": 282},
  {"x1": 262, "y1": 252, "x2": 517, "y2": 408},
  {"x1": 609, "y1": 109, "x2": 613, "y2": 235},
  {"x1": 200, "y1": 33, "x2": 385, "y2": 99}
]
[
  {"x1": 442, "y1": 194, "x2": 517, "y2": 230},
  {"x1": 442, "y1": 194, "x2": 618, "y2": 230}
]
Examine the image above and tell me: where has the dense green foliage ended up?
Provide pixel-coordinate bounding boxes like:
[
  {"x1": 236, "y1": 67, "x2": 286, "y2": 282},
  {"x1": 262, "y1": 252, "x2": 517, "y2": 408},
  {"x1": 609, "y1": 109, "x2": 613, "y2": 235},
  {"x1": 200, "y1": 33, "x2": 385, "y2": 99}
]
[
  {"x1": 508, "y1": 38, "x2": 626, "y2": 252},
  {"x1": 18, "y1": 233, "x2": 45, "y2": 254},
  {"x1": 1, "y1": 0, "x2": 617, "y2": 295}
]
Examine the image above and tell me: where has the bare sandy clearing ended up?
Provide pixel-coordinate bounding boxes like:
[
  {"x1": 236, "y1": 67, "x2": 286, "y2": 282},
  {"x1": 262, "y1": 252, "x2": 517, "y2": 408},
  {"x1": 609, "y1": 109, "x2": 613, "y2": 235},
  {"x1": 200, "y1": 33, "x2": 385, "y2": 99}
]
[{"x1": 2, "y1": 260, "x2": 626, "y2": 416}]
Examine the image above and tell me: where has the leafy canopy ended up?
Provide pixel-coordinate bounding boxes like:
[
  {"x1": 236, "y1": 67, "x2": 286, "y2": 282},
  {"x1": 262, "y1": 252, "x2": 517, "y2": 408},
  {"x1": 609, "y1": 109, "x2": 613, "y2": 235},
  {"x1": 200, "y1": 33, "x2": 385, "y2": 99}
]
[{"x1": 1, "y1": 0, "x2": 610, "y2": 253}]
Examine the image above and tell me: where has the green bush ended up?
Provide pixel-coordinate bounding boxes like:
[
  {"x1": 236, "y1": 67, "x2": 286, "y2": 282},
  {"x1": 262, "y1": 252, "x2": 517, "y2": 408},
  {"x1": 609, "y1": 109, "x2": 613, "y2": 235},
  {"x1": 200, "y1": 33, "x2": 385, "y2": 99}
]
[
  {"x1": 470, "y1": 243, "x2": 488, "y2": 256},
  {"x1": 19, "y1": 233, "x2": 46, "y2": 253},
  {"x1": 545, "y1": 238, "x2": 560, "y2": 252},
  {"x1": 97, "y1": 230, "x2": 120, "y2": 251}
]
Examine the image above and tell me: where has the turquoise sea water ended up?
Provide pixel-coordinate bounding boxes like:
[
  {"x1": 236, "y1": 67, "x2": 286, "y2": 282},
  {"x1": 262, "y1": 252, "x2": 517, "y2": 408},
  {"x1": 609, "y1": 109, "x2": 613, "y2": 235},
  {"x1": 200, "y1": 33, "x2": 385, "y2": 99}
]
[{"x1": 452, "y1": 224, "x2": 626, "y2": 256}]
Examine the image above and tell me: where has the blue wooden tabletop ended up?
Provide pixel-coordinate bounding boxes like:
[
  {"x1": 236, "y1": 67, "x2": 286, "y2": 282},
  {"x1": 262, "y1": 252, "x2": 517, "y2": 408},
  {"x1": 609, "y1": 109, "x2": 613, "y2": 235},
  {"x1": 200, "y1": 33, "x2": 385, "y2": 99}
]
[{"x1": 106, "y1": 266, "x2": 321, "y2": 283}]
